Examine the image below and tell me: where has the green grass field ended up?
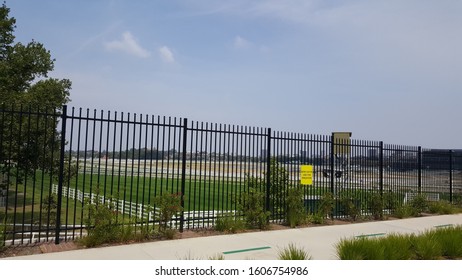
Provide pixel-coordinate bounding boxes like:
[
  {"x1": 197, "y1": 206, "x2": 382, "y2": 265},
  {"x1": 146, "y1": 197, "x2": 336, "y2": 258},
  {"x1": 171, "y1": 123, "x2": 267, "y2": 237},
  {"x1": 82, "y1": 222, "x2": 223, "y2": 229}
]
[{"x1": 0, "y1": 170, "x2": 249, "y2": 228}]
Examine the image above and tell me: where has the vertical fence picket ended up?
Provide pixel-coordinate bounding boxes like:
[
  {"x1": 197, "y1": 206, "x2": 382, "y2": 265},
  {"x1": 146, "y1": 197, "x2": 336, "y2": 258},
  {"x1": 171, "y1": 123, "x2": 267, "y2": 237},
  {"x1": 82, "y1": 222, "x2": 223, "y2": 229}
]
[{"x1": 55, "y1": 106, "x2": 67, "y2": 244}]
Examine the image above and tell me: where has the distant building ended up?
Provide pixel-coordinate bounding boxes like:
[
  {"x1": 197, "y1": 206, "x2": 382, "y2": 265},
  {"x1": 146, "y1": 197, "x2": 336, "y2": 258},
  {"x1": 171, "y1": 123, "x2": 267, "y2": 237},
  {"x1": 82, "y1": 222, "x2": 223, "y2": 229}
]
[{"x1": 422, "y1": 149, "x2": 462, "y2": 170}]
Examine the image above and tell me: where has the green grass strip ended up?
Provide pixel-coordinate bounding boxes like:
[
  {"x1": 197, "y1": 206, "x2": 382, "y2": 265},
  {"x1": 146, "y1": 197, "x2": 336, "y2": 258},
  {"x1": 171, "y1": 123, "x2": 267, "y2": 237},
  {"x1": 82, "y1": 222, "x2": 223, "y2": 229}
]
[
  {"x1": 355, "y1": 233, "x2": 386, "y2": 239},
  {"x1": 223, "y1": 246, "x2": 271, "y2": 255},
  {"x1": 434, "y1": 224, "x2": 453, "y2": 228}
]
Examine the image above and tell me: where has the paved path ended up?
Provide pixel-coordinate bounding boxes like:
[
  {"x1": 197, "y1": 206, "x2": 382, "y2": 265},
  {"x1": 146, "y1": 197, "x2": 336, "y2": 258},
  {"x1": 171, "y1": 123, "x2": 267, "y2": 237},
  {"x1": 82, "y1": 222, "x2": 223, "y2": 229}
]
[{"x1": 5, "y1": 214, "x2": 462, "y2": 260}]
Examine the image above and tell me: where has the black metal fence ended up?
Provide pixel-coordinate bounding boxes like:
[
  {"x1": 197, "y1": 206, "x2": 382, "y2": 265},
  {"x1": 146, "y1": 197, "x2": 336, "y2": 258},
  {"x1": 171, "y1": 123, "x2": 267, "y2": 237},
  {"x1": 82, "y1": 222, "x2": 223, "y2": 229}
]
[{"x1": 1, "y1": 105, "x2": 461, "y2": 245}]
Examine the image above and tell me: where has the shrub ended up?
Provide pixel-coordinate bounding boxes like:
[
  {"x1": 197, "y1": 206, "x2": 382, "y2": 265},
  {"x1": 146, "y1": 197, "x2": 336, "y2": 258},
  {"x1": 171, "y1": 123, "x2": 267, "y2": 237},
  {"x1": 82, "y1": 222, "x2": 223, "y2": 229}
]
[
  {"x1": 41, "y1": 194, "x2": 58, "y2": 226},
  {"x1": 383, "y1": 191, "x2": 399, "y2": 211},
  {"x1": 339, "y1": 196, "x2": 361, "y2": 221},
  {"x1": 317, "y1": 192, "x2": 334, "y2": 221},
  {"x1": 308, "y1": 192, "x2": 335, "y2": 224},
  {"x1": 278, "y1": 243, "x2": 311, "y2": 260},
  {"x1": 394, "y1": 193, "x2": 433, "y2": 218},
  {"x1": 368, "y1": 193, "x2": 384, "y2": 220},
  {"x1": 308, "y1": 212, "x2": 325, "y2": 224},
  {"x1": 154, "y1": 192, "x2": 183, "y2": 239},
  {"x1": 80, "y1": 189, "x2": 125, "y2": 248},
  {"x1": 134, "y1": 206, "x2": 156, "y2": 241},
  {"x1": 453, "y1": 195, "x2": 462, "y2": 207},
  {"x1": 337, "y1": 190, "x2": 362, "y2": 221},
  {"x1": 268, "y1": 159, "x2": 290, "y2": 217},
  {"x1": 237, "y1": 174, "x2": 271, "y2": 230},
  {"x1": 409, "y1": 194, "x2": 428, "y2": 216},
  {"x1": 285, "y1": 186, "x2": 307, "y2": 227},
  {"x1": 238, "y1": 186, "x2": 270, "y2": 230},
  {"x1": 214, "y1": 213, "x2": 245, "y2": 233},
  {"x1": 428, "y1": 200, "x2": 456, "y2": 215},
  {"x1": 394, "y1": 204, "x2": 415, "y2": 219}
]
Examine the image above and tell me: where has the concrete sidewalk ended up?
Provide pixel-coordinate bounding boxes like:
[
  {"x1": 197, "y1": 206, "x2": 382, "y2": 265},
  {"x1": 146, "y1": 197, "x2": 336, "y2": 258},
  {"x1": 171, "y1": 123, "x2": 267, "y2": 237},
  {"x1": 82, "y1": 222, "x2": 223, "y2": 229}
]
[{"x1": 5, "y1": 214, "x2": 462, "y2": 260}]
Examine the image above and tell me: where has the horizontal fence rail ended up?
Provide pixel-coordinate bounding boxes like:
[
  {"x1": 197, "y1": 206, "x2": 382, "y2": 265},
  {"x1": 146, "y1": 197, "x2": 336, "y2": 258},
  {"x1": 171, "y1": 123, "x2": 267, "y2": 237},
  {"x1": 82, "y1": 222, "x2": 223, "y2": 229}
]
[{"x1": 1, "y1": 105, "x2": 461, "y2": 245}]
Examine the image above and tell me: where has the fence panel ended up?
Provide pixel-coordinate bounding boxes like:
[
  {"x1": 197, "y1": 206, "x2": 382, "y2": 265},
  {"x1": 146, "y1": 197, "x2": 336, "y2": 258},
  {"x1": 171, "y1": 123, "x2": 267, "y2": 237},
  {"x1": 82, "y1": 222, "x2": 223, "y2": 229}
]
[
  {"x1": 383, "y1": 144, "x2": 419, "y2": 209},
  {"x1": 270, "y1": 132, "x2": 331, "y2": 221},
  {"x1": 61, "y1": 108, "x2": 185, "y2": 240},
  {"x1": 183, "y1": 123, "x2": 268, "y2": 229},
  {"x1": 2, "y1": 105, "x2": 461, "y2": 246},
  {"x1": 421, "y1": 149, "x2": 454, "y2": 203},
  {"x1": 0, "y1": 106, "x2": 61, "y2": 245},
  {"x1": 453, "y1": 152, "x2": 462, "y2": 203}
]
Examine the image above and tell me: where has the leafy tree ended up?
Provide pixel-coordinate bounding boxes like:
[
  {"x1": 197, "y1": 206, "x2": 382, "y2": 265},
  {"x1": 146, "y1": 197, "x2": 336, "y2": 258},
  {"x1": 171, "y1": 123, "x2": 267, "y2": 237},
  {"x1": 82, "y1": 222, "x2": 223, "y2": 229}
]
[
  {"x1": 0, "y1": 3, "x2": 71, "y2": 182},
  {"x1": 0, "y1": 3, "x2": 71, "y2": 107}
]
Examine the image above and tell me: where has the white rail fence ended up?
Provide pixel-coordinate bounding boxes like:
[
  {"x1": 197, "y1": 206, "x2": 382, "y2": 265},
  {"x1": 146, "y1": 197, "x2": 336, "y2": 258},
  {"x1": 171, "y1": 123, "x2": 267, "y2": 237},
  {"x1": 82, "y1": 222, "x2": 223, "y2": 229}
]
[
  {"x1": 51, "y1": 185, "x2": 235, "y2": 228},
  {"x1": 51, "y1": 185, "x2": 154, "y2": 220}
]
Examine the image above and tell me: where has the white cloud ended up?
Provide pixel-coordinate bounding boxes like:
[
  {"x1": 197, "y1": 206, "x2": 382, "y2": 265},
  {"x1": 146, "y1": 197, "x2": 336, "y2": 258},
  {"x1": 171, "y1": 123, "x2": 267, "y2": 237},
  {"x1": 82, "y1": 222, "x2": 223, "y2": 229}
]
[
  {"x1": 105, "y1": 31, "x2": 151, "y2": 58},
  {"x1": 158, "y1": 46, "x2": 175, "y2": 63},
  {"x1": 234, "y1": 36, "x2": 251, "y2": 49}
]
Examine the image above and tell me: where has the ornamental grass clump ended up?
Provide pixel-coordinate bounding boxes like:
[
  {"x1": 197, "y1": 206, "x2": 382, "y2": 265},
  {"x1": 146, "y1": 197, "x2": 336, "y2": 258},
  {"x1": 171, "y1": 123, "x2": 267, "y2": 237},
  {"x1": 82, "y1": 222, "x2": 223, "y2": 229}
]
[
  {"x1": 336, "y1": 226, "x2": 462, "y2": 260},
  {"x1": 278, "y1": 243, "x2": 311, "y2": 260},
  {"x1": 432, "y1": 226, "x2": 462, "y2": 259}
]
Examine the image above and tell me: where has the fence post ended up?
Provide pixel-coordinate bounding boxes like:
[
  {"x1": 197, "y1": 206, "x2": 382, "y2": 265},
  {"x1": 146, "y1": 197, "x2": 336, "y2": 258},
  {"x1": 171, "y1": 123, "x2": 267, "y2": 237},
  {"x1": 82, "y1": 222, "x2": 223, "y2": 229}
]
[
  {"x1": 379, "y1": 141, "x2": 383, "y2": 196},
  {"x1": 330, "y1": 133, "x2": 335, "y2": 194},
  {"x1": 55, "y1": 105, "x2": 67, "y2": 244},
  {"x1": 179, "y1": 118, "x2": 188, "y2": 233},
  {"x1": 418, "y1": 146, "x2": 422, "y2": 194},
  {"x1": 449, "y1": 150, "x2": 453, "y2": 203},
  {"x1": 265, "y1": 128, "x2": 272, "y2": 215}
]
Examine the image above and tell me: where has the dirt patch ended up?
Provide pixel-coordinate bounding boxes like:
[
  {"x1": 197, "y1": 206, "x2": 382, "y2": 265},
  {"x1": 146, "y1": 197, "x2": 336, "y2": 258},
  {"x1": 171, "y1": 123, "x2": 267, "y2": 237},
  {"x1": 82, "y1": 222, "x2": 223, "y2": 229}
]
[
  {"x1": 0, "y1": 240, "x2": 80, "y2": 258},
  {"x1": 0, "y1": 244, "x2": 42, "y2": 258}
]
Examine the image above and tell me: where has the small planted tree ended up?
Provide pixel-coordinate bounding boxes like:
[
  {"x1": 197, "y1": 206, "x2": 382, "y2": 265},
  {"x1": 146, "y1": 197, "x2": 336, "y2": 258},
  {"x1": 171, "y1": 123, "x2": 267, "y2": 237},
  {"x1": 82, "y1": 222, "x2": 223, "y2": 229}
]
[
  {"x1": 285, "y1": 186, "x2": 307, "y2": 227},
  {"x1": 268, "y1": 159, "x2": 289, "y2": 217},
  {"x1": 81, "y1": 189, "x2": 121, "y2": 247},
  {"x1": 338, "y1": 191, "x2": 361, "y2": 221},
  {"x1": 238, "y1": 176, "x2": 270, "y2": 230},
  {"x1": 368, "y1": 193, "x2": 384, "y2": 220},
  {"x1": 41, "y1": 194, "x2": 58, "y2": 226},
  {"x1": 319, "y1": 192, "x2": 334, "y2": 217},
  {"x1": 409, "y1": 194, "x2": 429, "y2": 216},
  {"x1": 153, "y1": 192, "x2": 183, "y2": 239}
]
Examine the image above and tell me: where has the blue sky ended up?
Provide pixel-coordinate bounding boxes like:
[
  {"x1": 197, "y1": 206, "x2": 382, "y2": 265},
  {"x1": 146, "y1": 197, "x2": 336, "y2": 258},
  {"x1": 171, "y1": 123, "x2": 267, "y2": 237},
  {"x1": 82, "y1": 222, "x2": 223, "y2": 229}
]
[{"x1": 7, "y1": 0, "x2": 462, "y2": 148}]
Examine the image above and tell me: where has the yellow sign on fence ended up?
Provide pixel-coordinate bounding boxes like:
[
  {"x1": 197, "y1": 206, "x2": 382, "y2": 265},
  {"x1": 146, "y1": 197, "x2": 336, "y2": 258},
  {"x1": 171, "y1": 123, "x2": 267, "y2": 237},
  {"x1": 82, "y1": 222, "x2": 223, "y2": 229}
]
[{"x1": 300, "y1": 165, "x2": 313, "y2": 185}]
